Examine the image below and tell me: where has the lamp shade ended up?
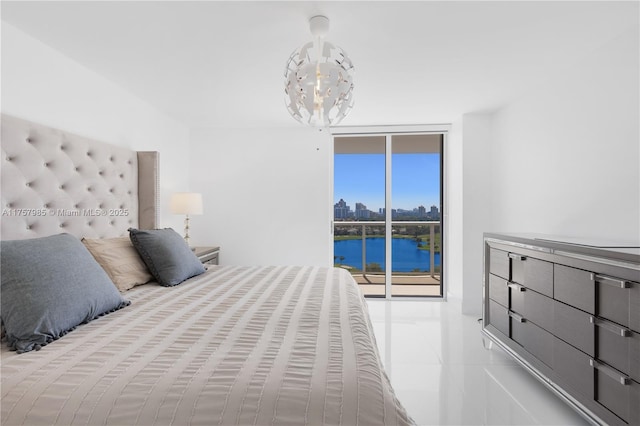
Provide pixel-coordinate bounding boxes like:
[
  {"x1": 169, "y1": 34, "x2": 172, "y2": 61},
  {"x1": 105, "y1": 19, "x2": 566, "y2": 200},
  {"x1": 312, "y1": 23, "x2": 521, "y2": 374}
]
[{"x1": 170, "y1": 192, "x2": 203, "y2": 215}]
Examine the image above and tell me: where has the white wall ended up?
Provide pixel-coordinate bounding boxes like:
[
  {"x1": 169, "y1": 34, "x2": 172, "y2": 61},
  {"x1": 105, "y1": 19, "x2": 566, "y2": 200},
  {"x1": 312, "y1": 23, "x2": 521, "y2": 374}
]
[
  {"x1": 490, "y1": 25, "x2": 639, "y2": 243},
  {"x1": 460, "y1": 114, "x2": 494, "y2": 315},
  {"x1": 1, "y1": 23, "x2": 190, "y2": 230},
  {"x1": 444, "y1": 119, "x2": 463, "y2": 301},
  {"x1": 188, "y1": 126, "x2": 333, "y2": 266},
  {"x1": 453, "y1": 23, "x2": 640, "y2": 316}
]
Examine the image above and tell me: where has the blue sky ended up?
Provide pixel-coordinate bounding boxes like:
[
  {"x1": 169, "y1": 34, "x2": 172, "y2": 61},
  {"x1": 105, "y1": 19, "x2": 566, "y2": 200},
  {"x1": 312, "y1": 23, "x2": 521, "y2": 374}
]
[{"x1": 334, "y1": 153, "x2": 441, "y2": 212}]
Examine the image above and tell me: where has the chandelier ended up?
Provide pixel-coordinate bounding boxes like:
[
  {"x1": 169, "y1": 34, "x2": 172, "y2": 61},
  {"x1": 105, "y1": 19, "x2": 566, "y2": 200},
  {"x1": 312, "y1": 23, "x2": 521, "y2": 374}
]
[{"x1": 284, "y1": 15, "x2": 355, "y2": 127}]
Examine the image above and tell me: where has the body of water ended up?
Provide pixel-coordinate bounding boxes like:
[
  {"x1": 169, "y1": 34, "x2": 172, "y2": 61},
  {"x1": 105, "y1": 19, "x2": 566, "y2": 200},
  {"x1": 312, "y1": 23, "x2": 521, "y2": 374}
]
[{"x1": 334, "y1": 237, "x2": 440, "y2": 272}]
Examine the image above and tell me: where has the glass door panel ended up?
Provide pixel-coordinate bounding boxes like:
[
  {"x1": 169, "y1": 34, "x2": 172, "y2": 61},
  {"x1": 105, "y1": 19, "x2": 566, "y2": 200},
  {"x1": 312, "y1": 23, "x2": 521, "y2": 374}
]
[
  {"x1": 334, "y1": 136, "x2": 387, "y2": 297},
  {"x1": 390, "y1": 135, "x2": 443, "y2": 297}
]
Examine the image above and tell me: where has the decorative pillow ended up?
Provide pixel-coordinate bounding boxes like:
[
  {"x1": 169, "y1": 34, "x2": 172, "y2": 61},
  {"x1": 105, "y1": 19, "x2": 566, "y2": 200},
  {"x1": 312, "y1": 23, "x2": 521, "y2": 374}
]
[
  {"x1": 82, "y1": 236, "x2": 153, "y2": 292},
  {"x1": 128, "y1": 228, "x2": 205, "y2": 286},
  {"x1": 0, "y1": 233, "x2": 130, "y2": 353}
]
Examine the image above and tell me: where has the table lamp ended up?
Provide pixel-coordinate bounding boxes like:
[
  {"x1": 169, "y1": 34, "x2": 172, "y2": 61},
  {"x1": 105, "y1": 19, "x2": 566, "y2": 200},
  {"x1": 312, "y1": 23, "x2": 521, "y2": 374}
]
[{"x1": 170, "y1": 192, "x2": 203, "y2": 246}]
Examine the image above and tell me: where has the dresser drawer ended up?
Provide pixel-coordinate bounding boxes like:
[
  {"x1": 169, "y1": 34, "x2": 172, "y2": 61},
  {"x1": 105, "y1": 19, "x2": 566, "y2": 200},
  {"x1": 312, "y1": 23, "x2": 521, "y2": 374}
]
[
  {"x1": 489, "y1": 248, "x2": 509, "y2": 280},
  {"x1": 510, "y1": 284, "x2": 554, "y2": 332},
  {"x1": 554, "y1": 264, "x2": 595, "y2": 314},
  {"x1": 594, "y1": 317, "x2": 640, "y2": 382},
  {"x1": 488, "y1": 273, "x2": 508, "y2": 307},
  {"x1": 511, "y1": 314, "x2": 554, "y2": 368},
  {"x1": 520, "y1": 286, "x2": 554, "y2": 332},
  {"x1": 511, "y1": 254, "x2": 553, "y2": 297},
  {"x1": 597, "y1": 275, "x2": 639, "y2": 330},
  {"x1": 592, "y1": 360, "x2": 640, "y2": 425},
  {"x1": 553, "y1": 300, "x2": 594, "y2": 357},
  {"x1": 488, "y1": 299, "x2": 509, "y2": 337},
  {"x1": 553, "y1": 337, "x2": 594, "y2": 400}
]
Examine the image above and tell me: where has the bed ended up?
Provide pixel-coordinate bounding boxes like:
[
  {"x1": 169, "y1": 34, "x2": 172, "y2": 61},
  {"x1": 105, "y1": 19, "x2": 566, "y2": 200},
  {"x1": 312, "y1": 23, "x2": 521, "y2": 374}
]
[{"x1": 0, "y1": 115, "x2": 413, "y2": 426}]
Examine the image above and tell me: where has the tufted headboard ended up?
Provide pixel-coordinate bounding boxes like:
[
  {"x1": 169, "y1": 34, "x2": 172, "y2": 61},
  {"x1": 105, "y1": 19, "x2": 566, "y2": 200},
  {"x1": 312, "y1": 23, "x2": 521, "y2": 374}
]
[{"x1": 1, "y1": 114, "x2": 159, "y2": 240}]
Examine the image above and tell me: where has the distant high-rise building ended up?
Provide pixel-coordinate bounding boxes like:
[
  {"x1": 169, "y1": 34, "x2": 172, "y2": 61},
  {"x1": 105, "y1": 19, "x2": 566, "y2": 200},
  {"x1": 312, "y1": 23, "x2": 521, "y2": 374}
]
[
  {"x1": 334, "y1": 199, "x2": 351, "y2": 219},
  {"x1": 355, "y1": 202, "x2": 370, "y2": 219},
  {"x1": 428, "y1": 205, "x2": 440, "y2": 219},
  {"x1": 418, "y1": 205, "x2": 426, "y2": 217}
]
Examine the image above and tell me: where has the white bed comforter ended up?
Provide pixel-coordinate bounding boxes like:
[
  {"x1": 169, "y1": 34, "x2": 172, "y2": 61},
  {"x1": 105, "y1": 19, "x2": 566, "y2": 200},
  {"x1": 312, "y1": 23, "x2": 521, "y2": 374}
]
[{"x1": 1, "y1": 266, "x2": 413, "y2": 426}]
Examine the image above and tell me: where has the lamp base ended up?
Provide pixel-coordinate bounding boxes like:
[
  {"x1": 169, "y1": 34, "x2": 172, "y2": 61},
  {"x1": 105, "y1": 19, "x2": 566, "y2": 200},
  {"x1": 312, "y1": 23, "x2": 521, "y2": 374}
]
[{"x1": 184, "y1": 215, "x2": 191, "y2": 247}]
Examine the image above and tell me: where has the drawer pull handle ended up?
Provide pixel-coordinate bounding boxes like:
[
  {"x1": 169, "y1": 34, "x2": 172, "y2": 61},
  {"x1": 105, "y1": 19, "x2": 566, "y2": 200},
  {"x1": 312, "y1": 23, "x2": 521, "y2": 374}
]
[
  {"x1": 507, "y1": 282, "x2": 526, "y2": 292},
  {"x1": 508, "y1": 311, "x2": 526, "y2": 323},
  {"x1": 508, "y1": 253, "x2": 526, "y2": 261},
  {"x1": 589, "y1": 359, "x2": 631, "y2": 385},
  {"x1": 590, "y1": 317, "x2": 632, "y2": 337},
  {"x1": 593, "y1": 274, "x2": 632, "y2": 289}
]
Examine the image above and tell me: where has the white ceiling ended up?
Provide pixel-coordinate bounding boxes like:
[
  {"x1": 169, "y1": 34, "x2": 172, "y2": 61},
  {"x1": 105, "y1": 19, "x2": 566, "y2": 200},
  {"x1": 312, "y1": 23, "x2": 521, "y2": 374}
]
[{"x1": 2, "y1": 1, "x2": 636, "y2": 128}]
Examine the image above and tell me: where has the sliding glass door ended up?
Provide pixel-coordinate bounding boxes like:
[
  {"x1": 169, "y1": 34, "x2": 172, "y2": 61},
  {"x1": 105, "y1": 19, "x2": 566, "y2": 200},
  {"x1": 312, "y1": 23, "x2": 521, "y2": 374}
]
[
  {"x1": 333, "y1": 133, "x2": 443, "y2": 298},
  {"x1": 390, "y1": 135, "x2": 442, "y2": 296},
  {"x1": 333, "y1": 136, "x2": 387, "y2": 296}
]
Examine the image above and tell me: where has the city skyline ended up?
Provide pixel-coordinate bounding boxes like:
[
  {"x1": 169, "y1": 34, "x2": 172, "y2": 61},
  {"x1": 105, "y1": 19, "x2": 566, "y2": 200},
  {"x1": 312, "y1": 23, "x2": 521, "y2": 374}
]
[
  {"x1": 334, "y1": 152, "x2": 441, "y2": 212},
  {"x1": 334, "y1": 198, "x2": 440, "y2": 211},
  {"x1": 334, "y1": 197, "x2": 440, "y2": 220}
]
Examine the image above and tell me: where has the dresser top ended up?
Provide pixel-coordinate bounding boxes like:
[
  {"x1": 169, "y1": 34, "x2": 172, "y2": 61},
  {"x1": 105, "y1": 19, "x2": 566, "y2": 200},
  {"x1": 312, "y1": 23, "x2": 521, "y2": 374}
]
[{"x1": 484, "y1": 233, "x2": 640, "y2": 264}]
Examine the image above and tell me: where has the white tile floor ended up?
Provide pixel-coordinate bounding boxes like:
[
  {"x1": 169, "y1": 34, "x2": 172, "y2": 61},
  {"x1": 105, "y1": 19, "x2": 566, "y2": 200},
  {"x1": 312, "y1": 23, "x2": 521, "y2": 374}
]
[{"x1": 366, "y1": 298, "x2": 589, "y2": 426}]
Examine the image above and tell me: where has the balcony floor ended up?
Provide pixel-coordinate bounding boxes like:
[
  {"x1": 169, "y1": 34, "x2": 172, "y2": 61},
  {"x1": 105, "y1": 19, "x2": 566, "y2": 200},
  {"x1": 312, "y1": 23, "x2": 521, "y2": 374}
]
[{"x1": 352, "y1": 273, "x2": 442, "y2": 297}]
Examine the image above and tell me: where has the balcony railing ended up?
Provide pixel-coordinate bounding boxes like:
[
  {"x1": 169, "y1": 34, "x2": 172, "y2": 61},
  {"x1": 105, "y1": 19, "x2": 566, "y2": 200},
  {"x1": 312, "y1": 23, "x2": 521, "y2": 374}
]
[{"x1": 334, "y1": 220, "x2": 441, "y2": 278}]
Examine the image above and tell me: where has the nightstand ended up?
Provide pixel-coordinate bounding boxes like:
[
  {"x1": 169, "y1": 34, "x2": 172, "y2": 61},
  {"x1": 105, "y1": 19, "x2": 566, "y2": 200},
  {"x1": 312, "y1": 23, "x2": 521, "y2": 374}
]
[{"x1": 193, "y1": 246, "x2": 220, "y2": 265}]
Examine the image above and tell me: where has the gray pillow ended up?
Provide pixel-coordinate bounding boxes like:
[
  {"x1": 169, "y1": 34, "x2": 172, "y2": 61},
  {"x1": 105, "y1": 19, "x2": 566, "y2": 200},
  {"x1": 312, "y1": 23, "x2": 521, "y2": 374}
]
[
  {"x1": 0, "y1": 233, "x2": 130, "y2": 353},
  {"x1": 128, "y1": 228, "x2": 205, "y2": 286}
]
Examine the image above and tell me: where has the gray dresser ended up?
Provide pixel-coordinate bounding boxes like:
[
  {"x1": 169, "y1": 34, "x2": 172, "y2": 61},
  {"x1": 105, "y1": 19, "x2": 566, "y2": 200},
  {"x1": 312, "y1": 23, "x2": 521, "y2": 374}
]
[{"x1": 482, "y1": 233, "x2": 640, "y2": 426}]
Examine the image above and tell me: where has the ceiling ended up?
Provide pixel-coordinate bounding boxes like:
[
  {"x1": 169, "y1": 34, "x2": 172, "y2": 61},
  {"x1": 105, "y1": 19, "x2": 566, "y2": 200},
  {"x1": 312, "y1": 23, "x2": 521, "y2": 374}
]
[{"x1": 1, "y1": 1, "x2": 636, "y2": 129}]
